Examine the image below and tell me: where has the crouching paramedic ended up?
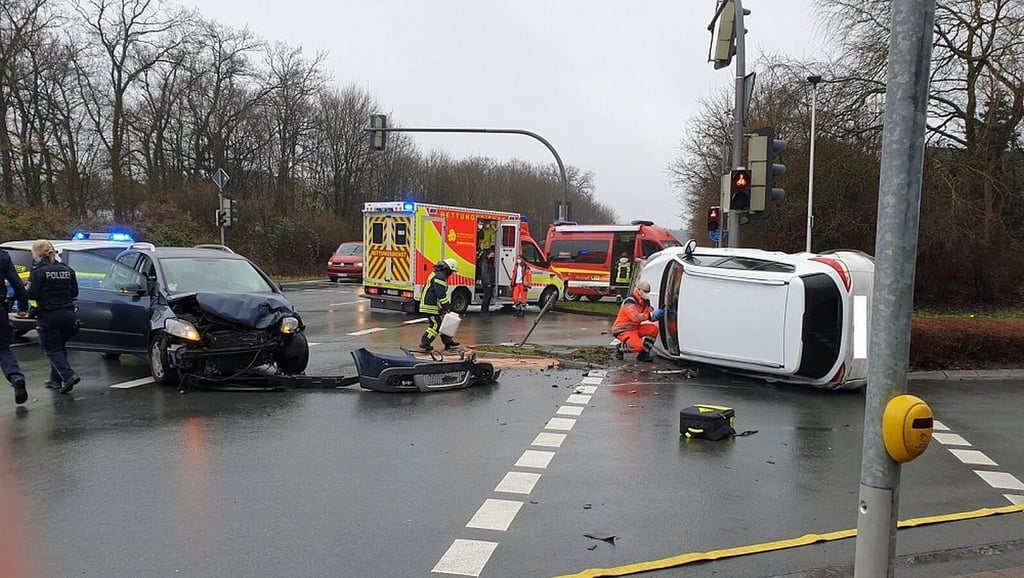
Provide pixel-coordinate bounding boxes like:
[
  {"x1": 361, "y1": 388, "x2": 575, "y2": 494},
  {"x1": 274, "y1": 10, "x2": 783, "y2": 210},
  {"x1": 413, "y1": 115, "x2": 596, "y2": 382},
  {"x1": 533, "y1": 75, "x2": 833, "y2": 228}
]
[
  {"x1": 418, "y1": 258, "x2": 460, "y2": 352},
  {"x1": 611, "y1": 280, "x2": 664, "y2": 362}
]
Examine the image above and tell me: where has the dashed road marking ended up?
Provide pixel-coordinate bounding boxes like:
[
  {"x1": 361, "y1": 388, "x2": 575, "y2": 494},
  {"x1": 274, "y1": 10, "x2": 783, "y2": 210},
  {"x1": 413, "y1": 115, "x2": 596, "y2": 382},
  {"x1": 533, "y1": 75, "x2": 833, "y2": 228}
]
[
  {"x1": 329, "y1": 301, "x2": 362, "y2": 306},
  {"x1": 948, "y1": 449, "x2": 998, "y2": 466},
  {"x1": 581, "y1": 376, "x2": 603, "y2": 385},
  {"x1": 556, "y1": 405, "x2": 585, "y2": 416},
  {"x1": 431, "y1": 540, "x2": 498, "y2": 577},
  {"x1": 531, "y1": 432, "x2": 567, "y2": 448},
  {"x1": 932, "y1": 432, "x2": 971, "y2": 446},
  {"x1": 466, "y1": 499, "x2": 522, "y2": 531},
  {"x1": 974, "y1": 471, "x2": 1024, "y2": 491},
  {"x1": 932, "y1": 419, "x2": 950, "y2": 431},
  {"x1": 515, "y1": 450, "x2": 555, "y2": 469},
  {"x1": 494, "y1": 472, "x2": 541, "y2": 495},
  {"x1": 403, "y1": 318, "x2": 429, "y2": 324},
  {"x1": 109, "y1": 377, "x2": 153, "y2": 389},
  {"x1": 1006, "y1": 495, "x2": 1024, "y2": 505},
  {"x1": 545, "y1": 417, "x2": 577, "y2": 431},
  {"x1": 433, "y1": 371, "x2": 605, "y2": 576},
  {"x1": 347, "y1": 327, "x2": 387, "y2": 336}
]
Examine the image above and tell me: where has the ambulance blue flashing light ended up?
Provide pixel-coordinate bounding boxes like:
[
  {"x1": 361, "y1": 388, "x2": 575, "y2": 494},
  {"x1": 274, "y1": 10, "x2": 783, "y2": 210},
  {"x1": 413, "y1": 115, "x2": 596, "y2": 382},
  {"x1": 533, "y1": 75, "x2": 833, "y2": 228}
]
[{"x1": 402, "y1": 201, "x2": 415, "y2": 211}]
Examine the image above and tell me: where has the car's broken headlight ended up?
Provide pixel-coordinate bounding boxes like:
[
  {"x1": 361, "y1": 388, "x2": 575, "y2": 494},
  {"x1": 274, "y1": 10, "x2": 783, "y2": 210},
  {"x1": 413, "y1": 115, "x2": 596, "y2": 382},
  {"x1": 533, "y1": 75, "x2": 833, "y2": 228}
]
[
  {"x1": 280, "y1": 316, "x2": 300, "y2": 334},
  {"x1": 165, "y1": 318, "x2": 201, "y2": 342}
]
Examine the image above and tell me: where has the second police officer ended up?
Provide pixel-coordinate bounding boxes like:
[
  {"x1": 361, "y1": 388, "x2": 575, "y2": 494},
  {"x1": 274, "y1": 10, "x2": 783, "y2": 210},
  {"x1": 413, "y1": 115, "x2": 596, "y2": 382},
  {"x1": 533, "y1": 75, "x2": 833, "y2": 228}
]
[{"x1": 27, "y1": 239, "x2": 81, "y2": 394}]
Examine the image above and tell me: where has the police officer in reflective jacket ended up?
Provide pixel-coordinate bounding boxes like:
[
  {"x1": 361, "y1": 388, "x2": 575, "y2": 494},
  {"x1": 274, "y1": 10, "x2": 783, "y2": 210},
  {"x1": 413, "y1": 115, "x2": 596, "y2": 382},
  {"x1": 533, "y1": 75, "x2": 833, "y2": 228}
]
[
  {"x1": 26, "y1": 240, "x2": 80, "y2": 394},
  {"x1": 1, "y1": 247, "x2": 31, "y2": 404}
]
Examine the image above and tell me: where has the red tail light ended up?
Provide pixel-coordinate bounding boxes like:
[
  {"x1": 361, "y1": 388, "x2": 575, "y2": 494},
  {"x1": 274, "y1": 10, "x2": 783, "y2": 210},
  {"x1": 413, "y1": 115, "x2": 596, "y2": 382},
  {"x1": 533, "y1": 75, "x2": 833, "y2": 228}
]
[
  {"x1": 365, "y1": 287, "x2": 379, "y2": 295},
  {"x1": 401, "y1": 291, "x2": 414, "y2": 299},
  {"x1": 811, "y1": 257, "x2": 852, "y2": 291}
]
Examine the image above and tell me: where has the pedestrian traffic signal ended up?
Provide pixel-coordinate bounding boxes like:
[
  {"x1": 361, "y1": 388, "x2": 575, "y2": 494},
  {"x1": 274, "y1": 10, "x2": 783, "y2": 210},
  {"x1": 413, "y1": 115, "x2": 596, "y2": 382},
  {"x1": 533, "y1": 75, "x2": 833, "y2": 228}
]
[
  {"x1": 748, "y1": 127, "x2": 787, "y2": 219},
  {"x1": 707, "y1": 206, "x2": 721, "y2": 232},
  {"x1": 368, "y1": 114, "x2": 387, "y2": 151},
  {"x1": 730, "y1": 169, "x2": 751, "y2": 212}
]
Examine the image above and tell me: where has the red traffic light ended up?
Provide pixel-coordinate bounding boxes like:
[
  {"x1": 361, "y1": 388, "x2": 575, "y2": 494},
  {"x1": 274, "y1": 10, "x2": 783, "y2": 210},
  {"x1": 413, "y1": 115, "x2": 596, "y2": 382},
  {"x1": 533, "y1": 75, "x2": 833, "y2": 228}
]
[
  {"x1": 732, "y1": 170, "x2": 749, "y2": 188},
  {"x1": 709, "y1": 207, "x2": 720, "y2": 220}
]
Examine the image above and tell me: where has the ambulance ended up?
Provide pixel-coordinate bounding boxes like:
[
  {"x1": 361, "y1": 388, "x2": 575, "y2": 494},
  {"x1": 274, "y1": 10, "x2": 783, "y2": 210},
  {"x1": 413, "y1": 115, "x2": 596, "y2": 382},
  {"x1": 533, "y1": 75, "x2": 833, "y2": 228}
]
[
  {"x1": 361, "y1": 201, "x2": 565, "y2": 314},
  {"x1": 544, "y1": 219, "x2": 680, "y2": 301}
]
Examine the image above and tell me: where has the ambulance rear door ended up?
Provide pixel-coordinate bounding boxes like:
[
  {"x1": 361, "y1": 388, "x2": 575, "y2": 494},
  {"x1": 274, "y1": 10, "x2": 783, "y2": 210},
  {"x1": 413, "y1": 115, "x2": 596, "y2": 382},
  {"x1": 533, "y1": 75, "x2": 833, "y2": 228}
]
[
  {"x1": 364, "y1": 212, "x2": 414, "y2": 294},
  {"x1": 495, "y1": 220, "x2": 520, "y2": 291}
]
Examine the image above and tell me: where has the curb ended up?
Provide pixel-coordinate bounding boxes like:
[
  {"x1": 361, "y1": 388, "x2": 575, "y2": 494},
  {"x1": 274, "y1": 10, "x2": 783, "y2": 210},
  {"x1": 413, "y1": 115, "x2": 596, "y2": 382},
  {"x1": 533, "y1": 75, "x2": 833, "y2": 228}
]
[{"x1": 909, "y1": 369, "x2": 1024, "y2": 381}]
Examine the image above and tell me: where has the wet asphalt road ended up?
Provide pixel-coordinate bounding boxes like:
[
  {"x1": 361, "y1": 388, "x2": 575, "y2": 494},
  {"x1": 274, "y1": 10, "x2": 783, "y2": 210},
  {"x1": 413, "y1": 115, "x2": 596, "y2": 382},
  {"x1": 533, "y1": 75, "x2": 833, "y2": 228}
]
[{"x1": 2, "y1": 281, "x2": 1023, "y2": 578}]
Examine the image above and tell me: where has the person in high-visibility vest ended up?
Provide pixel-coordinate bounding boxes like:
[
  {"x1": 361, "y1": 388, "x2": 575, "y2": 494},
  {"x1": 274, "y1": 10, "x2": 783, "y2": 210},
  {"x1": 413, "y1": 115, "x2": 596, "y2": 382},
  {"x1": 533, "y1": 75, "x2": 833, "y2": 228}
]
[
  {"x1": 614, "y1": 254, "x2": 632, "y2": 285},
  {"x1": 510, "y1": 255, "x2": 532, "y2": 317},
  {"x1": 611, "y1": 280, "x2": 664, "y2": 362},
  {"x1": 418, "y1": 258, "x2": 459, "y2": 351}
]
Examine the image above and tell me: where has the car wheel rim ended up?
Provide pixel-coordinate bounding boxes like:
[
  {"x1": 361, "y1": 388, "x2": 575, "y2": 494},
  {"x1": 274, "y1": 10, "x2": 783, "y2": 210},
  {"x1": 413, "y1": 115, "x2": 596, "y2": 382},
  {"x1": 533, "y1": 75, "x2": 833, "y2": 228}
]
[{"x1": 150, "y1": 343, "x2": 164, "y2": 379}]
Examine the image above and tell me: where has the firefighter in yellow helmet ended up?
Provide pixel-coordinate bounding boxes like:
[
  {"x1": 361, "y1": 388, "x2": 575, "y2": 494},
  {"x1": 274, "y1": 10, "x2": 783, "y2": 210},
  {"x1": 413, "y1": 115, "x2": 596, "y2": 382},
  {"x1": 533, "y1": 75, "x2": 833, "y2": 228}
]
[{"x1": 418, "y1": 258, "x2": 459, "y2": 351}]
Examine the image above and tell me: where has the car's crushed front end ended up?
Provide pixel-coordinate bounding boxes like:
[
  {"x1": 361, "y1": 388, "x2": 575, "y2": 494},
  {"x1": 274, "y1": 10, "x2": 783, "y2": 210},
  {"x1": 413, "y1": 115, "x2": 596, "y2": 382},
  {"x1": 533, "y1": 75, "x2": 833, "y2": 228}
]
[{"x1": 162, "y1": 292, "x2": 308, "y2": 377}]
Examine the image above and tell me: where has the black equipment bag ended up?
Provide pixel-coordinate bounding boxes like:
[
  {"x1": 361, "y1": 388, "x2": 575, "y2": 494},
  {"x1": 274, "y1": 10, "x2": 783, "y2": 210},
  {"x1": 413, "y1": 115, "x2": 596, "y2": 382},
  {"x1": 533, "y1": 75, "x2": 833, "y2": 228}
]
[{"x1": 680, "y1": 404, "x2": 736, "y2": 440}]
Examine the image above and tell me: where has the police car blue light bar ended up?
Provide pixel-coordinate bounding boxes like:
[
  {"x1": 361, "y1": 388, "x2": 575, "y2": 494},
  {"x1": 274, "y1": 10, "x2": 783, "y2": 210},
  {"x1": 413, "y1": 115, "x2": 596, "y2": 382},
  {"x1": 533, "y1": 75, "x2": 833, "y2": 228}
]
[{"x1": 71, "y1": 231, "x2": 135, "y2": 242}]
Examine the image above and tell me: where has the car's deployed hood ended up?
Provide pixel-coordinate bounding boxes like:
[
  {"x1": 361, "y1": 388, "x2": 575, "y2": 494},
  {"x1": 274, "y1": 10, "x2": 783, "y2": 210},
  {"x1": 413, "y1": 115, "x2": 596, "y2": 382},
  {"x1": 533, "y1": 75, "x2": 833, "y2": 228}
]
[{"x1": 177, "y1": 292, "x2": 297, "y2": 329}]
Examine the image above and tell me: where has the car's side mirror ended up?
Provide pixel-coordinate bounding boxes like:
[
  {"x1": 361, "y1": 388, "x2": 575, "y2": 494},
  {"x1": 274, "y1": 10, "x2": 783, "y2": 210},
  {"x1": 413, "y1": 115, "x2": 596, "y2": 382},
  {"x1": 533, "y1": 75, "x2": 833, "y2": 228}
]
[{"x1": 117, "y1": 282, "x2": 146, "y2": 295}]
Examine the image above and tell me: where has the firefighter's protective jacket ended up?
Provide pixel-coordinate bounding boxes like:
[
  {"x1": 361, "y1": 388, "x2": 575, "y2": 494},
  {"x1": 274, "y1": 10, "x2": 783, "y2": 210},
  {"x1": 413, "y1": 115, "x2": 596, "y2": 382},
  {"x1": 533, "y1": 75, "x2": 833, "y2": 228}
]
[{"x1": 419, "y1": 266, "x2": 452, "y2": 314}]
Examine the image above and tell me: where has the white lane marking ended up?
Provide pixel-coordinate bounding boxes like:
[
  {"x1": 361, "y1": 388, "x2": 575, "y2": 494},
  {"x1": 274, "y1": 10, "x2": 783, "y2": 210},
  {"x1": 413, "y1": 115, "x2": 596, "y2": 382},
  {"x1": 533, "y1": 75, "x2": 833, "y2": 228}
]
[
  {"x1": 109, "y1": 377, "x2": 153, "y2": 389},
  {"x1": 556, "y1": 405, "x2": 584, "y2": 417},
  {"x1": 431, "y1": 539, "x2": 498, "y2": 576},
  {"x1": 466, "y1": 499, "x2": 522, "y2": 532},
  {"x1": 11, "y1": 342, "x2": 33, "y2": 347},
  {"x1": 532, "y1": 432, "x2": 567, "y2": 448},
  {"x1": 587, "y1": 370, "x2": 607, "y2": 377},
  {"x1": 932, "y1": 419, "x2": 950, "y2": 431},
  {"x1": 347, "y1": 327, "x2": 387, "y2": 336},
  {"x1": 545, "y1": 417, "x2": 576, "y2": 431},
  {"x1": 581, "y1": 376, "x2": 603, "y2": 385},
  {"x1": 494, "y1": 472, "x2": 541, "y2": 495},
  {"x1": 974, "y1": 471, "x2": 1024, "y2": 491},
  {"x1": 1006, "y1": 494, "x2": 1024, "y2": 505},
  {"x1": 932, "y1": 432, "x2": 971, "y2": 446},
  {"x1": 948, "y1": 449, "x2": 998, "y2": 466},
  {"x1": 853, "y1": 295, "x2": 868, "y2": 359},
  {"x1": 308, "y1": 342, "x2": 321, "y2": 347},
  {"x1": 575, "y1": 385, "x2": 598, "y2": 394},
  {"x1": 403, "y1": 318, "x2": 429, "y2": 325},
  {"x1": 565, "y1": 394, "x2": 591, "y2": 405},
  {"x1": 515, "y1": 450, "x2": 555, "y2": 469},
  {"x1": 329, "y1": 301, "x2": 363, "y2": 306}
]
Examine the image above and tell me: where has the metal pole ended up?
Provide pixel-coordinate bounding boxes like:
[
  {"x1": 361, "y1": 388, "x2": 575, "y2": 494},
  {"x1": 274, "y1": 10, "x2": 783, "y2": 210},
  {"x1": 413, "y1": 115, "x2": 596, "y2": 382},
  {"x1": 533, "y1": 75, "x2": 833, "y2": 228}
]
[
  {"x1": 728, "y1": 0, "x2": 746, "y2": 248},
  {"x1": 371, "y1": 127, "x2": 569, "y2": 221},
  {"x1": 806, "y1": 76, "x2": 820, "y2": 253},
  {"x1": 853, "y1": 0, "x2": 935, "y2": 575}
]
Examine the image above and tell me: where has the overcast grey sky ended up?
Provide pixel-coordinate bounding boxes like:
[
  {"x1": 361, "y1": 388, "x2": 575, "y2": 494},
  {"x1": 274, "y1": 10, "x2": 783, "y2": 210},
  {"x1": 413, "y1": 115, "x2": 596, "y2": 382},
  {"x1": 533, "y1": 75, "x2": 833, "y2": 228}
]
[{"x1": 188, "y1": 0, "x2": 827, "y2": 229}]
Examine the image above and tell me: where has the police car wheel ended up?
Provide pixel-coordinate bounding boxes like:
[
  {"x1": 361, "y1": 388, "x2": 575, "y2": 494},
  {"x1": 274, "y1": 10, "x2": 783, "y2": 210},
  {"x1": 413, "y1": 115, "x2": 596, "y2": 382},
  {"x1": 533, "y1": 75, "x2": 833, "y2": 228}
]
[{"x1": 149, "y1": 335, "x2": 181, "y2": 386}]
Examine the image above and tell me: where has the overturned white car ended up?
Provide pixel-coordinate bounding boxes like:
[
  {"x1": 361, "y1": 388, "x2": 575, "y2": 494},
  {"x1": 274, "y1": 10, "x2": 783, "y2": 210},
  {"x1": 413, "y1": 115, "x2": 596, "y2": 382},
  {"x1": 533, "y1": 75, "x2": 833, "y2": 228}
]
[{"x1": 638, "y1": 240, "x2": 874, "y2": 390}]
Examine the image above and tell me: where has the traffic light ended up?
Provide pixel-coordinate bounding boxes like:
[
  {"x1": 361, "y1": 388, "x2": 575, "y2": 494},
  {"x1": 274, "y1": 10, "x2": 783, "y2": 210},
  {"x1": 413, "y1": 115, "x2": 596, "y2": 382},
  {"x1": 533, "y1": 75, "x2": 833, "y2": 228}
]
[
  {"x1": 215, "y1": 209, "x2": 227, "y2": 228},
  {"x1": 730, "y1": 168, "x2": 751, "y2": 211},
  {"x1": 368, "y1": 114, "x2": 387, "y2": 151},
  {"x1": 748, "y1": 127, "x2": 787, "y2": 219},
  {"x1": 711, "y1": 0, "x2": 736, "y2": 70},
  {"x1": 707, "y1": 206, "x2": 721, "y2": 232}
]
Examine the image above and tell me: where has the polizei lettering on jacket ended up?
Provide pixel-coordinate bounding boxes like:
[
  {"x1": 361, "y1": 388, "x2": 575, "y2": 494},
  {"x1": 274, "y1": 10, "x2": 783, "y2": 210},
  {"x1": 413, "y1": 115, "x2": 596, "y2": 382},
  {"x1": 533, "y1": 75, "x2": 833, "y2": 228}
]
[{"x1": 45, "y1": 270, "x2": 72, "y2": 280}]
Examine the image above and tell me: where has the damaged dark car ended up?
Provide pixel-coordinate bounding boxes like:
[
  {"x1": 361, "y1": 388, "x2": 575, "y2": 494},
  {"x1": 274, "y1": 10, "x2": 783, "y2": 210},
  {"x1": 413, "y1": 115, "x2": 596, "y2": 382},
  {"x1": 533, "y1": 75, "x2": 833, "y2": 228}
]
[{"x1": 67, "y1": 246, "x2": 309, "y2": 385}]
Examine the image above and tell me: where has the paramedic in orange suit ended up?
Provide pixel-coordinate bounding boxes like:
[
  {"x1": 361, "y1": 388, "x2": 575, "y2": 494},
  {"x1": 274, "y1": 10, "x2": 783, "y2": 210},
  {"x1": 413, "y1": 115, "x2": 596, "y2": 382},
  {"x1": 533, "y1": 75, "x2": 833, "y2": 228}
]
[{"x1": 611, "y1": 280, "x2": 664, "y2": 362}]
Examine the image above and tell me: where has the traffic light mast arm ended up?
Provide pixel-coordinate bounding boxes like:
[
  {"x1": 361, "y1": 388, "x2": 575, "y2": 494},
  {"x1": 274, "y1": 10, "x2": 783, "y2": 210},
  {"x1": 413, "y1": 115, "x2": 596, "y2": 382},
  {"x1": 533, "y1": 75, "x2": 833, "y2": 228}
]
[{"x1": 365, "y1": 123, "x2": 570, "y2": 221}]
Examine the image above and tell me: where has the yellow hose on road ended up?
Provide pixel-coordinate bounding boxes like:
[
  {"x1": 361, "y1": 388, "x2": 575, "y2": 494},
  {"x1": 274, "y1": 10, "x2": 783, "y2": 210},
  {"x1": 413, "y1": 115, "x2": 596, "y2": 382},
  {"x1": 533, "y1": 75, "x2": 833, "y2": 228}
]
[{"x1": 552, "y1": 503, "x2": 1024, "y2": 578}]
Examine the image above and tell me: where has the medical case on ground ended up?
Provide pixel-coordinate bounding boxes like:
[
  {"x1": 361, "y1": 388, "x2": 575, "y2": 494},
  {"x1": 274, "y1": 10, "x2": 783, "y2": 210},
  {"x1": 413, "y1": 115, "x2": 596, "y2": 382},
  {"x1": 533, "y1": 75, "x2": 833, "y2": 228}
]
[{"x1": 679, "y1": 404, "x2": 736, "y2": 440}]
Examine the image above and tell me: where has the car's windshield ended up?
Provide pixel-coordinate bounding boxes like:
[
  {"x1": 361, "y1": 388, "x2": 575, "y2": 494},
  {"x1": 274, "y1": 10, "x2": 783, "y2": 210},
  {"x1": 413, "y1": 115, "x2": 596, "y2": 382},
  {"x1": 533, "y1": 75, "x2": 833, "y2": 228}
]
[
  {"x1": 159, "y1": 257, "x2": 274, "y2": 293},
  {"x1": 336, "y1": 243, "x2": 361, "y2": 255},
  {"x1": 3, "y1": 248, "x2": 33, "y2": 276}
]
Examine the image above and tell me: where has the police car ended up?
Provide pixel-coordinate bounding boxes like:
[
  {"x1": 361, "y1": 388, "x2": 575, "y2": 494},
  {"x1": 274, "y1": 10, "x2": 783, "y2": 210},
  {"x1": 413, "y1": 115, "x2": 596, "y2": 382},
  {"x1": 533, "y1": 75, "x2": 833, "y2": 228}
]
[{"x1": 2, "y1": 232, "x2": 137, "y2": 337}]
